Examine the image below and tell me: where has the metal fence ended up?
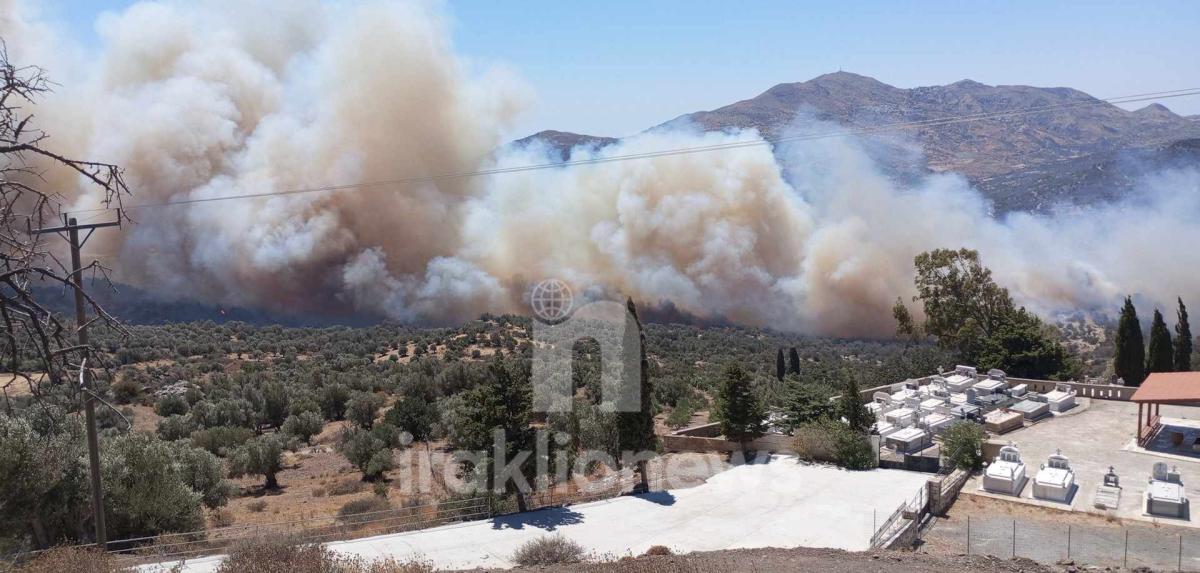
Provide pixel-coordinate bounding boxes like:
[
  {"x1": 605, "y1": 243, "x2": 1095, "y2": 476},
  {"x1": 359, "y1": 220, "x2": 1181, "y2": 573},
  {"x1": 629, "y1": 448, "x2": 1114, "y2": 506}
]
[{"x1": 948, "y1": 514, "x2": 1200, "y2": 571}]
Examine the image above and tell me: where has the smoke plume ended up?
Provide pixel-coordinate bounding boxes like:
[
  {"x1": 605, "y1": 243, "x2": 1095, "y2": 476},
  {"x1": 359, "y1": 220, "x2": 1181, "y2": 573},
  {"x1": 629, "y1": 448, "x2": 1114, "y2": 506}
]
[{"x1": 5, "y1": 0, "x2": 1200, "y2": 336}]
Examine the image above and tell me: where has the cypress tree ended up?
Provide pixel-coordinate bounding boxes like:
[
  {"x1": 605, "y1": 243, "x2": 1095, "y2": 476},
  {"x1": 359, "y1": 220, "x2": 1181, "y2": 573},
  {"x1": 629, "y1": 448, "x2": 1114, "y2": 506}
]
[
  {"x1": 1113, "y1": 296, "x2": 1146, "y2": 385},
  {"x1": 1147, "y1": 309, "x2": 1174, "y2": 373},
  {"x1": 1175, "y1": 298, "x2": 1193, "y2": 372},
  {"x1": 788, "y1": 347, "x2": 801, "y2": 376},
  {"x1": 775, "y1": 348, "x2": 786, "y2": 381},
  {"x1": 617, "y1": 298, "x2": 657, "y2": 490}
]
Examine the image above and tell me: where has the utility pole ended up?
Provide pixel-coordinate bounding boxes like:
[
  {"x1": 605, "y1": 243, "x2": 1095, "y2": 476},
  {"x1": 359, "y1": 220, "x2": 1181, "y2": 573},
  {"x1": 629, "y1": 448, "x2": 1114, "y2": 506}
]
[{"x1": 31, "y1": 212, "x2": 121, "y2": 549}]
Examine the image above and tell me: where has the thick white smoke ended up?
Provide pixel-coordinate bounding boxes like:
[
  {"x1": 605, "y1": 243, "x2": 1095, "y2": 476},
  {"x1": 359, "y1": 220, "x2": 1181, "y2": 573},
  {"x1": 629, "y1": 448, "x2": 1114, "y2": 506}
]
[{"x1": 5, "y1": 0, "x2": 1200, "y2": 336}]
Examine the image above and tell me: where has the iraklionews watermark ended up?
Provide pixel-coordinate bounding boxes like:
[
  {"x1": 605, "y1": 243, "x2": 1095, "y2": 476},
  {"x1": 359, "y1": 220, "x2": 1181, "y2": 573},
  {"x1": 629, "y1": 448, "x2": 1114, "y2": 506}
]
[{"x1": 528, "y1": 278, "x2": 643, "y2": 414}]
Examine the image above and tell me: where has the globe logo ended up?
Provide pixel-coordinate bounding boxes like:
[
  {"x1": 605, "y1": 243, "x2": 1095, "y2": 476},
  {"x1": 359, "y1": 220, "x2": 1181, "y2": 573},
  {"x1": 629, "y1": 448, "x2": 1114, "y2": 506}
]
[{"x1": 530, "y1": 279, "x2": 574, "y2": 323}]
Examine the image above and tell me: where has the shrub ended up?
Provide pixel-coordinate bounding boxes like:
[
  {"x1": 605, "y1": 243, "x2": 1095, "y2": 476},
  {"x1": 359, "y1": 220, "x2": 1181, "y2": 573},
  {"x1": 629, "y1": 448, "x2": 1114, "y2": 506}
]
[
  {"x1": 172, "y1": 446, "x2": 234, "y2": 509},
  {"x1": 942, "y1": 421, "x2": 985, "y2": 470},
  {"x1": 511, "y1": 535, "x2": 587, "y2": 566},
  {"x1": 155, "y1": 393, "x2": 189, "y2": 417},
  {"x1": 337, "y1": 496, "x2": 392, "y2": 525},
  {"x1": 157, "y1": 414, "x2": 198, "y2": 441},
  {"x1": 101, "y1": 433, "x2": 206, "y2": 540},
  {"x1": 328, "y1": 480, "x2": 366, "y2": 496},
  {"x1": 110, "y1": 377, "x2": 141, "y2": 405},
  {"x1": 13, "y1": 546, "x2": 127, "y2": 573},
  {"x1": 643, "y1": 545, "x2": 672, "y2": 556},
  {"x1": 211, "y1": 508, "x2": 236, "y2": 528},
  {"x1": 792, "y1": 419, "x2": 875, "y2": 470},
  {"x1": 246, "y1": 500, "x2": 268, "y2": 513},
  {"x1": 214, "y1": 537, "x2": 434, "y2": 573},
  {"x1": 215, "y1": 538, "x2": 333, "y2": 573},
  {"x1": 665, "y1": 402, "x2": 696, "y2": 429}
]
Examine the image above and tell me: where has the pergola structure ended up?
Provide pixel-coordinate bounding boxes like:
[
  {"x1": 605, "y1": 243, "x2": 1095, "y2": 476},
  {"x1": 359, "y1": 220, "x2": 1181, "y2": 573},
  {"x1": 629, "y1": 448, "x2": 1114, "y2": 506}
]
[{"x1": 1131, "y1": 372, "x2": 1200, "y2": 447}]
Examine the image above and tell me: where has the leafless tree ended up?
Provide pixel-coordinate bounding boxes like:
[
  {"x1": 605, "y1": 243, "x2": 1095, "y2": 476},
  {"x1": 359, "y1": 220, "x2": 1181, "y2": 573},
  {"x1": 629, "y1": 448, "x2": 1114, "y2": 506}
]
[{"x1": 0, "y1": 44, "x2": 129, "y2": 408}]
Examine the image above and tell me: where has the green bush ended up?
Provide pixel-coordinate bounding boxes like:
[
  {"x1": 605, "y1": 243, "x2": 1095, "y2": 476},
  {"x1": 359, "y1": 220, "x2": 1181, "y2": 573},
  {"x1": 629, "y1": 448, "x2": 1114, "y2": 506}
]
[
  {"x1": 942, "y1": 421, "x2": 984, "y2": 470},
  {"x1": 154, "y1": 393, "x2": 189, "y2": 417},
  {"x1": 110, "y1": 377, "x2": 141, "y2": 405},
  {"x1": 792, "y1": 419, "x2": 875, "y2": 470},
  {"x1": 156, "y1": 414, "x2": 197, "y2": 441}
]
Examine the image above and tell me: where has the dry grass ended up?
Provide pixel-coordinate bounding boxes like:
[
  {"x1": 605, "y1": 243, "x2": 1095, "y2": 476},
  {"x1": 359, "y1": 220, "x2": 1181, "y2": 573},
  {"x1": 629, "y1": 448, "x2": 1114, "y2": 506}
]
[
  {"x1": 12, "y1": 547, "x2": 135, "y2": 573},
  {"x1": 213, "y1": 538, "x2": 434, "y2": 573}
]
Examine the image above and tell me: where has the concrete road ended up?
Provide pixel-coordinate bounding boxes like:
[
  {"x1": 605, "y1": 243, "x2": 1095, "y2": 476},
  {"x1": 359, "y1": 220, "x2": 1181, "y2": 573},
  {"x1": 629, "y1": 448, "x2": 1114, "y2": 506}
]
[{"x1": 143, "y1": 456, "x2": 929, "y2": 571}]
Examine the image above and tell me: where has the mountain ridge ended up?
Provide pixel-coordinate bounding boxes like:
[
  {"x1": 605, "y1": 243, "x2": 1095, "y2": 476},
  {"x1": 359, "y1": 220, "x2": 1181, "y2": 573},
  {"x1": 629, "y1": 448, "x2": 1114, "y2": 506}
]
[{"x1": 515, "y1": 72, "x2": 1200, "y2": 211}]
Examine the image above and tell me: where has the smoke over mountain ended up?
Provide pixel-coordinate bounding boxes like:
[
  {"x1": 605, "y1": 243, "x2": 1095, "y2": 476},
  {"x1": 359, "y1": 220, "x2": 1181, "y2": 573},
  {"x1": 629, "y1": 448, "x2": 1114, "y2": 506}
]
[{"x1": 6, "y1": 0, "x2": 1200, "y2": 336}]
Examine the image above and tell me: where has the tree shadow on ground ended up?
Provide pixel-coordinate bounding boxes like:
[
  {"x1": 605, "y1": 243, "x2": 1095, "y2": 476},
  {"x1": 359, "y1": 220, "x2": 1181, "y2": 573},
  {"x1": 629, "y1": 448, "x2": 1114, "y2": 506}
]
[
  {"x1": 636, "y1": 491, "x2": 677, "y2": 506},
  {"x1": 490, "y1": 505, "x2": 585, "y2": 531}
]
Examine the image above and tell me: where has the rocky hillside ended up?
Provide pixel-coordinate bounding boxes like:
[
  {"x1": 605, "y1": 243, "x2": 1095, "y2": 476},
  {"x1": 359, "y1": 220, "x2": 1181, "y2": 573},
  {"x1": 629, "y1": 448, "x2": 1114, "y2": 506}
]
[{"x1": 517, "y1": 72, "x2": 1200, "y2": 212}]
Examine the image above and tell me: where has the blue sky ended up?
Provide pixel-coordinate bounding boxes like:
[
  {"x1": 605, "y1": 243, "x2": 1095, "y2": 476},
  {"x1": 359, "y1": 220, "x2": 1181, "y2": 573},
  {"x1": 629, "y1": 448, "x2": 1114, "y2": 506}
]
[{"x1": 45, "y1": 0, "x2": 1200, "y2": 137}]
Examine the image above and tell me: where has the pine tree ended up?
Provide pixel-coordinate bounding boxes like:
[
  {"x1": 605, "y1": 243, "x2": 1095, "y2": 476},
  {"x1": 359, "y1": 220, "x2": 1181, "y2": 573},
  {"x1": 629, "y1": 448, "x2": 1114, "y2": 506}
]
[
  {"x1": 1147, "y1": 309, "x2": 1174, "y2": 373},
  {"x1": 788, "y1": 347, "x2": 801, "y2": 375},
  {"x1": 1175, "y1": 298, "x2": 1193, "y2": 372},
  {"x1": 617, "y1": 298, "x2": 657, "y2": 490},
  {"x1": 775, "y1": 348, "x2": 786, "y2": 381},
  {"x1": 1113, "y1": 296, "x2": 1146, "y2": 385},
  {"x1": 716, "y1": 364, "x2": 767, "y2": 446}
]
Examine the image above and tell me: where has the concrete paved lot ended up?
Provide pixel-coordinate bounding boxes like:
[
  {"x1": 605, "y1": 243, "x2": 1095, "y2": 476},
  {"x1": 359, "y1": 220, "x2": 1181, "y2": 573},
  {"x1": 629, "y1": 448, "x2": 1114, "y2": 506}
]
[
  {"x1": 965, "y1": 398, "x2": 1200, "y2": 525},
  {"x1": 146, "y1": 456, "x2": 929, "y2": 571}
]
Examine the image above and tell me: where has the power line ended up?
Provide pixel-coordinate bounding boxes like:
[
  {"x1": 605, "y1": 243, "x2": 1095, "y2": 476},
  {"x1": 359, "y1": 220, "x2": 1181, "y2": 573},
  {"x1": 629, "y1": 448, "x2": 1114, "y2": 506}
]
[{"x1": 69, "y1": 88, "x2": 1200, "y2": 215}]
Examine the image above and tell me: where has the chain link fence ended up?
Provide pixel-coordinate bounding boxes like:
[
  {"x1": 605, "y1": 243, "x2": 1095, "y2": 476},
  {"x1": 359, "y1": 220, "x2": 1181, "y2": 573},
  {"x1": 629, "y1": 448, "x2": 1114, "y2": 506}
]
[{"x1": 944, "y1": 514, "x2": 1200, "y2": 571}]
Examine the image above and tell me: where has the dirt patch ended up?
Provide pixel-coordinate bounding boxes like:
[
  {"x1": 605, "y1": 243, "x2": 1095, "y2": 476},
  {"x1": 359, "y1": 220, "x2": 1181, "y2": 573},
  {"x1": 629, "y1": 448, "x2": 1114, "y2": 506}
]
[{"x1": 460, "y1": 547, "x2": 1058, "y2": 573}]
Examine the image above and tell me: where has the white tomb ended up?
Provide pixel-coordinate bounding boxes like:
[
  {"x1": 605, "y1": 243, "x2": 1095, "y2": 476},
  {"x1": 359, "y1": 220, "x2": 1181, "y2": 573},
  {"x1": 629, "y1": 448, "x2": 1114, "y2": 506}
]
[
  {"x1": 885, "y1": 426, "x2": 931, "y2": 453},
  {"x1": 1032, "y1": 450, "x2": 1076, "y2": 503},
  {"x1": 983, "y1": 444, "x2": 1028, "y2": 496},
  {"x1": 973, "y1": 377, "x2": 1007, "y2": 395},
  {"x1": 885, "y1": 406, "x2": 917, "y2": 426},
  {"x1": 1146, "y1": 462, "x2": 1189, "y2": 518},
  {"x1": 944, "y1": 366, "x2": 978, "y2": 392},
  {"x1": 919, "y1": 405, "x2": 956, "y2": 435},
  {"x1": 1044, "y1": 384, "x2": 1077, "y2": 412},
  {"x1": 867, "y1": 391, "x2": 893, "y2": 416}
]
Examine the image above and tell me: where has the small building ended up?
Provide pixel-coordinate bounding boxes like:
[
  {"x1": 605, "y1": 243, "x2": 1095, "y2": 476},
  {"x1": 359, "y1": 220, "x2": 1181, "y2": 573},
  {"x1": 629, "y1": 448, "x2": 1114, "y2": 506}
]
[
  {"x1": 1145, "y1": 462, "x2": 1188, "y2": 519},
  {"x1": 1032, "y1": 450, "x2": 1076, "y2": 503},
  {"x1": 983, "y1": 443, "x2": 1028, "y2": 496},
  {"x1": 1130, "y1": 372, "x2": 1200, "y2": 447}
]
